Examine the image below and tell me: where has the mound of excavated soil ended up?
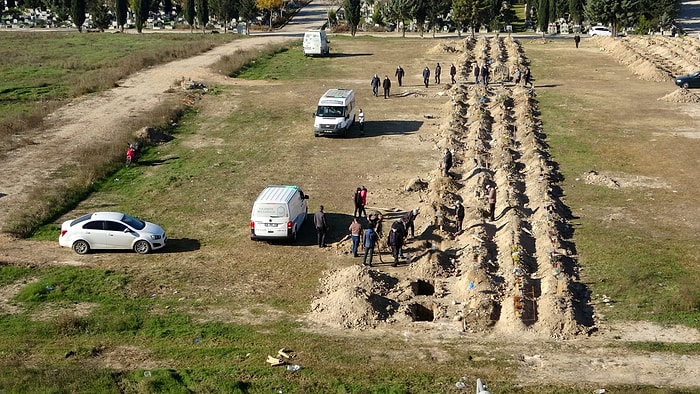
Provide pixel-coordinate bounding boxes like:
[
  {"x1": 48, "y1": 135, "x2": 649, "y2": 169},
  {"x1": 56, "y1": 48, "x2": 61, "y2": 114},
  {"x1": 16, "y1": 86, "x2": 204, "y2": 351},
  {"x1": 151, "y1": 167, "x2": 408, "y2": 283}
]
[
  {"x1": 309, "y1": 265, "x2": 399, "y2": 329},
  {"x1": 659, "y1": 88, "x2": 700, "y2": 103}
]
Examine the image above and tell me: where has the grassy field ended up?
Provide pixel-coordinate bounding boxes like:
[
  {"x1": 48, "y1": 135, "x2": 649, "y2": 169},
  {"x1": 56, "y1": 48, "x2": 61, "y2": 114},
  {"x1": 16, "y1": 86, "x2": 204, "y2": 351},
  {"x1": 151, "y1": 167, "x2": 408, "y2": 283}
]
[
  {"x1": 1, "y1": 33, "x2": 699, "y2": 392},
  {"x1": 0, "y1": 31, "x2": 237, "y2": 153}
]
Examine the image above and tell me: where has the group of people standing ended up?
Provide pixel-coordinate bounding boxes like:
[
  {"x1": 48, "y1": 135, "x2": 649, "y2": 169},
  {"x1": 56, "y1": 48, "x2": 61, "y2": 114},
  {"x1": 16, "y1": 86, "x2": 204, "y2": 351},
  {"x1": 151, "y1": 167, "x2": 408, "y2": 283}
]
[
  {"x1": 473, "y1": 61, "x2": 532, "y2": 87},
  {"x1": 512, "y1": 65, "x2": 533, "y2": 87},
  {"x1": 421, "y1": 63, "x2": 458, "y2": 88},
  {"x1": 347, "y1": 186, "x2": 421, "y2": 267},
  {"x1": 373, "y1": 63, "x2": 458, "y2": 96}
]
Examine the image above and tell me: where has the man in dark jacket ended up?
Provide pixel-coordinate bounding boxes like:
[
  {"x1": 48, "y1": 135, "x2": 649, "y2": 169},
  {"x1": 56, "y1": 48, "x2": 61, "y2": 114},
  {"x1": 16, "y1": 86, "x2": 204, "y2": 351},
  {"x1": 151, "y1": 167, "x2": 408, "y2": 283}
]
[
  {"x1": 395, "y1": 65, "x2": 405, "y2": 86},
  {"x1": 362, "y1": 226, "x2": 379, "y2": 267},
  {"x1": 314, "y1": 205, "x2": 328, "y2": 247},
  {"x1": 353, "y1": 187, "x2": 363, "y2": 217},
  {"x1": 423, "y1": 66, "x2": 430, "y2": 88},
  {"x1": 455, "y1": 201, "x2": 465, "y2": 232},
  {"x1": 403, "y1": 208, "x2": 419, "y2": 239},
  {"x1": 371, "y1": 74, "x2": 380, "y2": 97},
  {"x1": 443, "y1": 148, "x2": 453, "y2": 177},
  {"x1": 389, "y1": 219, "x2": 406, "y2": 266},
  {"x1": 435, "y1": 63, "x2": 441, "y2": 84},
  {"x1": 382, "y1": 75, "x2": 391, "y2": 99},
  {"x1": 450, "y1": 63, "x2": 457, "y2": 84}
]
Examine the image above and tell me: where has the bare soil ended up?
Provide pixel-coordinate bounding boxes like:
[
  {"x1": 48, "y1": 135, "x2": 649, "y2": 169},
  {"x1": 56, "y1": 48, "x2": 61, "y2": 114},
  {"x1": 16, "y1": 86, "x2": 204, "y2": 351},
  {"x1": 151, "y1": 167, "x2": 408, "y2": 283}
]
[{"x1": 1, "y1": 30, "x2": 700, "y2": 389}]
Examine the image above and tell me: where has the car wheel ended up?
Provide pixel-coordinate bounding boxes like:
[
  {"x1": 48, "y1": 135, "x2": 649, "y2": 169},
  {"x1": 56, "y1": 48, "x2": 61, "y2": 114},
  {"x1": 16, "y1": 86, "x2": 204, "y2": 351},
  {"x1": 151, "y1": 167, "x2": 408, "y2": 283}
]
[
  {"x1": 682, "y1": 82, "x2": 690, "y2": 89},
  {"x1": 73, "y1": 240, "x2": 90, "y2": 255},
  {"x1": 133, "y1": 240, "x2": 152, "y2": 254}
]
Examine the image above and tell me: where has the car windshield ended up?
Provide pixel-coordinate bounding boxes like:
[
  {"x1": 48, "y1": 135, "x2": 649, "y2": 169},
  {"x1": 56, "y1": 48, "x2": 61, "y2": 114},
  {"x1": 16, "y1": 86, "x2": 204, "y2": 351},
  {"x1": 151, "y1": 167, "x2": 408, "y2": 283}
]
[
  {"x1": 121, "y1": 214, "x2": 146, "y2": 230},
  {"x1": 317, "y1": 105, "x2": 344, "y2": 117}
]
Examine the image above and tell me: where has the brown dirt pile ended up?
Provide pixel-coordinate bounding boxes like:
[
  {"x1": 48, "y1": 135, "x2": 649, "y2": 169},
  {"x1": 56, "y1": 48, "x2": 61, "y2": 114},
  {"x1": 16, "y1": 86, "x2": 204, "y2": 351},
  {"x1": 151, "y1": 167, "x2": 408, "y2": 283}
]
[{"x1": 659, "y1": 88, "x2": 700, "y2": 103}]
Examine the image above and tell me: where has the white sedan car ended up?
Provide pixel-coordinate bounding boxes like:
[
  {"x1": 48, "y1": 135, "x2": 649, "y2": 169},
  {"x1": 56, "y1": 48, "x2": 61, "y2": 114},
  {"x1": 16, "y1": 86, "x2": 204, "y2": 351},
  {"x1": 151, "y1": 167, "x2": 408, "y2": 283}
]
[
  {"x1": 589, "y1": 26, "x2": 612, "y2": 37},
  {"x1": 59, "y1": 212, "x2": 167, "y2": 254}
]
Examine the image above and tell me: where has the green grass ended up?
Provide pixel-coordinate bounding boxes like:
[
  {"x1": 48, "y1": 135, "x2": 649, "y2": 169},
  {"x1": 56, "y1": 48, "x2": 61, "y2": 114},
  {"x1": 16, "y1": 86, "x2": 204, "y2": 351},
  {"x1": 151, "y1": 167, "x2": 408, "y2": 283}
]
[
  {"x1": 235, "y1": 42, "x2": 330, "y2": 80},
  {"x1": 536, "y1": 84, "x2": 700, "y2": 329},
  {"x1": 0, "y1": 32, "x2": 237, "y2": 149}
]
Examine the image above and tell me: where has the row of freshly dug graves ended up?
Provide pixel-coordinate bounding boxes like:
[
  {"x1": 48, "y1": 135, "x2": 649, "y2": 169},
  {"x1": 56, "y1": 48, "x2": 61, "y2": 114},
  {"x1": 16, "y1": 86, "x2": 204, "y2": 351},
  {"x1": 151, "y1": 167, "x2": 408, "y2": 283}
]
[{"x1": 309, "y1": 37, "x2": 592, "y2": 338}]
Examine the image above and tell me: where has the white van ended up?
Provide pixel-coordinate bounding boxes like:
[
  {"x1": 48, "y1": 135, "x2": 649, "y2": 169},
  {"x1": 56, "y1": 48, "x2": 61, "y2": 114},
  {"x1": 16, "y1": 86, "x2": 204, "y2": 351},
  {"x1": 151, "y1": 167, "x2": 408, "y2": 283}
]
[
  {"x1": 314, "y1": 88, "x2": 356, "y2": 137},
  {"x1": 303, "y1": 30, "x2": 329, "y2": 56},
  {"x1": 250, "y1": 185, "x2": 309, "y2": 242}
]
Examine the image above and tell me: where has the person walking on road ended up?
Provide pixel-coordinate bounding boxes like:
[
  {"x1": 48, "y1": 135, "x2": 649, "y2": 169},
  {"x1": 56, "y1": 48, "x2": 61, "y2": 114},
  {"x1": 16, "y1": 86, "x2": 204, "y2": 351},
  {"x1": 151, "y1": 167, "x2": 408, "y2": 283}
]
[
  {"x1": 423, "y1": 66, "x2": 430, "y2": 88},
  {"x1": 450, "y1": 63, "x2": 457, "y2": 84},
  {"x1": 474, "y1": 63, "x2": 480, "y2": 84},
  {"x1": 574, "y1": 34, "x2": 581, "y2": 48},
  {"x1": 371, "y1": 74, "x2": 380, "y2": 97},
  {"x1": 349, "y1": 217, "x2": 362, "y2": 257},
  {"x1": 382, "y1": 75, "x2": 391, "y2": 99},
  {"x1": 395, "y1": 65, "x2": 405, "y2": 87},
  {"x1": 362, "y1": 225, "x2": 379, "y2": 267},
  {"x1": 435, "y1": 63, "x2": 441, "y2": 84},
  {"x1": 314, "y1": 205, "x2": 328, "y2": 247}
]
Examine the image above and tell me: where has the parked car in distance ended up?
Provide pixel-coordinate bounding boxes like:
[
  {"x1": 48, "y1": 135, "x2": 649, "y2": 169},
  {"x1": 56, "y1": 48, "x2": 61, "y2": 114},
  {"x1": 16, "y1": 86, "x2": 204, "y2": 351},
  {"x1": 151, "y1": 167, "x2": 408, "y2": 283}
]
[
  {"x1": 589, "y1": 26, "x2": 612, "y2": 36},
  {"x1": 59, "y1": 212, "x2": 167, "y2": 254},
  {"x1": 674, "y1": 71, "x2": 700, "y2": 89}
]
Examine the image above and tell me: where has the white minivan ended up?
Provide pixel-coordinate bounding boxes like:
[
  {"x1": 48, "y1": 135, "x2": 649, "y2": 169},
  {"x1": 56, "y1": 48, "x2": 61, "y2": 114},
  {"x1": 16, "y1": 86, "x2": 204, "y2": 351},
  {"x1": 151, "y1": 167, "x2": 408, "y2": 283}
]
[
  {"x1": 250, "y1": 185, "x2": 309, "y2": 242},
  {"x1": 303, "y1": 30, "x2": 329, "y2": 56},
  {"x1": 314, "y1": 88, "x2": 356, "y2": 137}
]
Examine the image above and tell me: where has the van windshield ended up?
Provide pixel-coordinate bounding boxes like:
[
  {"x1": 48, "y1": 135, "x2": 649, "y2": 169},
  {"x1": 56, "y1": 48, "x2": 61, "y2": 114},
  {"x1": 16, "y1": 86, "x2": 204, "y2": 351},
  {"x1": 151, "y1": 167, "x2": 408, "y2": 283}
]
[
  {"x1": 317, "y1": 105, "x2": 344, "y2": 117},
  {"x1": 254, "y1": 203, "x2": 288, "y2": 218}
]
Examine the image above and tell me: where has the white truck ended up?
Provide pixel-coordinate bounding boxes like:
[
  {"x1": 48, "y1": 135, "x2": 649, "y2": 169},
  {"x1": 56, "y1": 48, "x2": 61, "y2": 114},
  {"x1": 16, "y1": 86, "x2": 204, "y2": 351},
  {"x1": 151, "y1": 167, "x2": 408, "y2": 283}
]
[
  {"x1": 313, "y1": 88, "x2": 356, "y2": 137},
  {"x1": 303, "y1": 30, "x2": 330, "y2": 56}
]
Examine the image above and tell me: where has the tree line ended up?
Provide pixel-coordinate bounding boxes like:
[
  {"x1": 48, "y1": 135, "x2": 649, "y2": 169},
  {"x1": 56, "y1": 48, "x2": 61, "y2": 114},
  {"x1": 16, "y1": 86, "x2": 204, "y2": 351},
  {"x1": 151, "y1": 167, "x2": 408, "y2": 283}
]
[{"x1": 0, "y1": 0, "x2": 680, "y2": 36}]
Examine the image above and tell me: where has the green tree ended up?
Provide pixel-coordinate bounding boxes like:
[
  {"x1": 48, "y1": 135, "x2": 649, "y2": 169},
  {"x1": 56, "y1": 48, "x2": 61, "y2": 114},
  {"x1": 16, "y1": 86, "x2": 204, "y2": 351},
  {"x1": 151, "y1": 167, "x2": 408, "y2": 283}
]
[
  {"x1": 386, "y1": 0, "x2": 412, "y2": 37},
  {"x1": 238, "y1": 0, "x2": 257, "y2": 33},
  {"x1": 163, "y1": 0, "x2": 173, "y2": 14},
  {"x1": 184, "y1": 0, "x2": 196, "y2": 31},
  {"x1": 423, "y1": 0, "x2": 451, "y2": 37},
  {"x1": 537, "y1": 0, "x2": 549, "y2": 34},
  {"x1": 70, "y1": 0, "x2": 86, "y2": 31},
  {"x1": 211, "y1": 0, "x2": 238, "y2": 32},
  {"x1": 256, "y1": 0, "x2": 283, "y2": 30},
  {"x1": 568, "y1": 0, "x2": 584, "y2": 24},
  {"x1": 91, "y1": 2, "x2": 111, "y2": 30},
  {"x1": 585, "y1": 0, "x2": 639, "y2": 36},
  {"x1": 196, "y1": 0, "x2": 209, "y2": 32},
  {"x1": 343, "y1": 0, "x2": 361, "y2": 36},
  {"x1": 451, "y1": 0, "x2": 470, "y2": 36},
  {"x1": 412, "y1": 0, "x2": 428, "y2": 37},
  {"x1": 133, "y1": 0, "x2": 150, "y2": 32},
  {"x1": 115, "y1": 0, "x2": 128, "y2": 31}
]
